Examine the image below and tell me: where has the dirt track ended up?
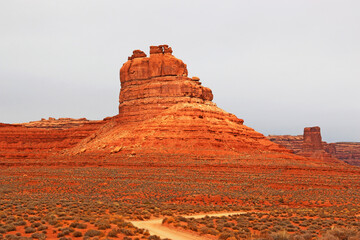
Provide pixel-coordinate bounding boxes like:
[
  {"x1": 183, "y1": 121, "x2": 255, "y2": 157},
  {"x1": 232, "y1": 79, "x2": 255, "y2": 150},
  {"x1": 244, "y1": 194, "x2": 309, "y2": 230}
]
[{"x1": 130, "y1": 211, "x2": 246, "y2": 240}]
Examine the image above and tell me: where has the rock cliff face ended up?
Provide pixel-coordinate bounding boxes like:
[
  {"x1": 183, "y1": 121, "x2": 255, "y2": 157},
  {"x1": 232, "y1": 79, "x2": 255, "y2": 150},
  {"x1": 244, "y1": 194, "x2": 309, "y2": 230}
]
[
  {"x1": 118, "y1": 45, "x2": 213, "y2": 123},
  {"x1": 268, "y1": 127, "x2": 360, "y2": 166}
]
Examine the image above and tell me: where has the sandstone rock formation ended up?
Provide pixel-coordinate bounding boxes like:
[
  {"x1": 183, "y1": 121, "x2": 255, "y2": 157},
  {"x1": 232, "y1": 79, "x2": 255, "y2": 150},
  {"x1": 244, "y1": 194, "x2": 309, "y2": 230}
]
[
  {"x1": 268, "y1": 127, "x2": 360, "y2": 166},
  {"x1": 334, "y1": 142, "x2": 360, "y2": 166},
  {"x1": 20, "y1": 117, "x2": 91, "y2": 129},
  {"x1": 65, "y1": 45, "x2": 319, "y2": 164},
  {"x1": 118, "y1": 45, "x2": 213, "y2": 123},
  {"x1": 1, "y1": 45, "x2": 351, "y2": 168},
  {"x1": 0, "y1": 118, "x2": 108, "y2": 163},
  {"x1": 303, "y1": 127, "x2": 323, "y2": 151}
]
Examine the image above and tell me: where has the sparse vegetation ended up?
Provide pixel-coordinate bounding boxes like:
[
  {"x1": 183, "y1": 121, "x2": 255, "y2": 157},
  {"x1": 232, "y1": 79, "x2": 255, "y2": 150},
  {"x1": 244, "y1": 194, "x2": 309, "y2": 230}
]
[{"x1": 0, "y1": 161, "x2": 359, "y2": 239}]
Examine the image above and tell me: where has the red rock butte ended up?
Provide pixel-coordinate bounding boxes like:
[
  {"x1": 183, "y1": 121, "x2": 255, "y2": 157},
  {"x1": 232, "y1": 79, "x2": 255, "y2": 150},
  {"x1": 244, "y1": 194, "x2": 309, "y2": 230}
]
[
  {"x1": 66, "y1": 45, "x2": 311, "y2": 164},
  {"x1": 0, "y1": 45, "x2": 352, "y2": 168}
]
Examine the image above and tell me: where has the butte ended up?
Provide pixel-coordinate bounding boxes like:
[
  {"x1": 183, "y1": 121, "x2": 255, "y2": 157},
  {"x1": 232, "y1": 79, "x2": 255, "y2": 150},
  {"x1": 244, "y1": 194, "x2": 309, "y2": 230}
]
[
  {"x1": 0, "y1": 45, "x2": 349, "y2": 168},
  {"x1": 63, "y1": 45, "x2": 341, "y2": 167}
]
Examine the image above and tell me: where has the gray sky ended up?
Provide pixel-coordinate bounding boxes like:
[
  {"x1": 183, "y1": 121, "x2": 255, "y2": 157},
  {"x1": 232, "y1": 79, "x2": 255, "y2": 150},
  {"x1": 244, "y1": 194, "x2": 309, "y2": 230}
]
[{"x1": 1, "y1": 0, "x2": 359, "y2": 142}]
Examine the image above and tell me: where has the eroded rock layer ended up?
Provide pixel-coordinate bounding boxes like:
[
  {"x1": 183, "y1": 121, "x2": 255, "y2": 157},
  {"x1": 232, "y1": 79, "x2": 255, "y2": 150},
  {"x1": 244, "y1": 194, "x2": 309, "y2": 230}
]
[
  {"x1": 66, "y1": 45, "x2": 329, "y2": 165},
  {"x1": 268, "y1": 127, "x2": 360, "y2": 166},
  {"x1": 118, "y1": 45, "x2": 213, "y2": 123},
  {"x1": 335, "y1": 142, "x2": 360, "y2": 166},
  {"x1": 0, "y1": 118, "x2": 107, "y2": 163},
  {"x1": 1, "y1": 45, "x2": 352, "y2": 169}
]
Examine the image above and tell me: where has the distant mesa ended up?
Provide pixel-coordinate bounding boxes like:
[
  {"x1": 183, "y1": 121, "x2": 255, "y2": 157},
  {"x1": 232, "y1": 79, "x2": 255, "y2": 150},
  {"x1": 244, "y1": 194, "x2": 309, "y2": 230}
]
[{"x1": 268, "y1": 126, "x2": 360, "y2": 166}]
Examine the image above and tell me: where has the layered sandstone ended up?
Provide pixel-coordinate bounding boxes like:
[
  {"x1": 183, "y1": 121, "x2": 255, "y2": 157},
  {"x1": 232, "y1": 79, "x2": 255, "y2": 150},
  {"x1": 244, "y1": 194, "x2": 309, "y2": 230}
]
[
  {"x1": 268, "y1": 127, "x2": 359, "y2": 166},
  {"x1": 20, "y1": 117, "x2": 91, "y2": 129},
  {"x1": 1, "y1": 45, "x2": 351, "y2": 168},
  {"x1": 0, "y1": 118, "x2": 108, "y2": 162},
  {"x1": 118, "y1": 45, "x2": 213, "y2": 123},
  {"x1": 299, "y1": 127, "x2": 334, "y2": 160},
  {"x1": 65, "y1": 45, "x2": 319, "y2": 164},
  {"x1": 332, "y1": 142, "x2": 360, "y2": 166},
  {"x1": 268, "y1": 135, "x2": 303, "y2": 154}
]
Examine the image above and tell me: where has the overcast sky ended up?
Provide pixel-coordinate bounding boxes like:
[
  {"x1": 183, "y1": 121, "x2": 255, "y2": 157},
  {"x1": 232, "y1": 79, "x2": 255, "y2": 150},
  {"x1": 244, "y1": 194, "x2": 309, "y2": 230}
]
[{"x1": 0, "y1": 0, "x2": 359, "y2": 142}]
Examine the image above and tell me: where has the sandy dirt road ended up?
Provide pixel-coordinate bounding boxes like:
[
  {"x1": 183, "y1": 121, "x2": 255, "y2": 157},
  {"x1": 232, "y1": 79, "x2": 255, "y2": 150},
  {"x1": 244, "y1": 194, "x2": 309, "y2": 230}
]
[{"x1": 131, "y1": 211, "x2": 246, "y2": 240}]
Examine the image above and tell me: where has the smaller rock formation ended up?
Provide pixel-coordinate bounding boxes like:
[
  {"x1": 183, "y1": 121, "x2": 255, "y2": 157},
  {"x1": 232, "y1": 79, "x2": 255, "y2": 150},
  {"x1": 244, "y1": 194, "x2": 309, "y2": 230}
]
[
  {"x1": 269, "y1": 127, "x2": 336, "y2": 161},
  {"x1": 298, "y1": 126, "x2": 333, "y2": 160},
  {"x1": 303, "y1": 127, "x2": 323, "y2": 151},
  {"x1": 268, "y1": 127, "x2": 360, "y2": 166}
]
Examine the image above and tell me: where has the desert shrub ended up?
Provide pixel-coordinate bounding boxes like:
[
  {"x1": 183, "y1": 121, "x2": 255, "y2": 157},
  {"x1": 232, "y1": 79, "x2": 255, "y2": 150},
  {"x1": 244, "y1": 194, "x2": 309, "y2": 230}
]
[
  {"x1": 119, "y1": 228, "x2": 135, "y2": 236},
  {"x1": 72, "y1": 231, "x2": 82, "y2": 237},
  {"x1": 37, "y1": 225, "x2": 47, "y2": 231},
  {"x1": 57, "y1": 232, "x2": 65, "y2": 238},
  {"x1": 0, "y1": 228, "x2": 6, "y2": 234},
  {"x1": 4, "y1": 224, "x2": 16, "y2": 232},
  {"x1": 107, "y1": 228, "x2": 118, "y2": 238},
  {"x1": 219, "y1": 231, "x2": 235, "y2": 240},
  {"x1": 95, "y1": 219, "x2": 111, "y2": 230},
  {"x1": 161, "y1": 210, "x2": 173, "y2": 216},
  {"x1": 13, "y1": 221, "x2": 26, "y2": 226},
  {"x1": 84, "y1": 229, "x2": 101, "y2": 237},
  {"x1": 162, "y1": 217, "x2": 175, "y2": 224},
  {"x1": 70, "y1": 222, "x2": 87, "y2": 229},
  {"x1": 176, "y1": 216, "x2": 188, "y2": 222},
  {"x1": 3, "y1": 234, "x2": 19, "y2": 240},
  {"x1": 148, "y1": 236, "x2": 161, "y2": 240},
  {"x1": 69, "y1": 222, "x2": 78, "y2": 228},
  {"x1": 59, "y1": 237, "x2": 71, "y2": 240},
  {"x1": 200, "y1": 226, "x2": 211, "y2": 235},
  {"x1": 31, "y1": 232, "x2": 46, "y2": 240},
  {"x1": 320, "y1": 227, "x2": 360, "y2": 240},
  {"x1": 77, "y1": 222, "x2": 87, "y2": 229},
  {"x1": 31, "y1": 222, "x2": 41, "y2": 228},
  {"x1": 24, "y1": 226, "x2": 36, "y2": 234},
  {"x1": 271, "y1": 230, "x2": 291, "y2": 240},
  {"x1": 188, "y1": 222, "x2": 198, "y2": 232}
]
